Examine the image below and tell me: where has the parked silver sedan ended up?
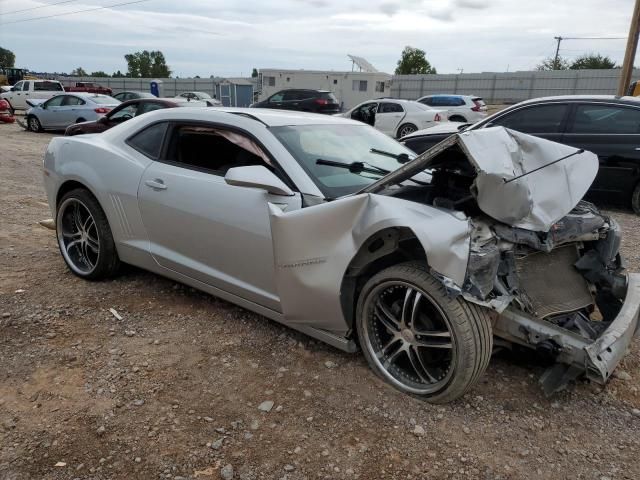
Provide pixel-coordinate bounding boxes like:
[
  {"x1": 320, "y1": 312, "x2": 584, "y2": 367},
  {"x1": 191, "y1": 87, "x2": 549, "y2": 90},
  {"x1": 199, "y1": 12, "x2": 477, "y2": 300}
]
[
  {"x1": 42, "y1": 108, "x2": 640, "y2": 403},
  {"x1": 25, "y1": 93, "x2": 120, "y2": 132}
]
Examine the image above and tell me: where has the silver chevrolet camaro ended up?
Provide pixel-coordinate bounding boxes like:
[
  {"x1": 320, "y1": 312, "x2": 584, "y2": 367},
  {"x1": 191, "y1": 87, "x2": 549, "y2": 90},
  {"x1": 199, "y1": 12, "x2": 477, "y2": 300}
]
[{"x1": 43, "y1": 108, "x2": 640, "y2": 403}]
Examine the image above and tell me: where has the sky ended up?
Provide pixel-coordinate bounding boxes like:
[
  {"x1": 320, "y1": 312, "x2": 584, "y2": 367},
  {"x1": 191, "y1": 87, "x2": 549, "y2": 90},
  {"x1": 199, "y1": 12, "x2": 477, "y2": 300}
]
[{"x1": 0, "y1": 0, "x2": 637, "y2": 77}]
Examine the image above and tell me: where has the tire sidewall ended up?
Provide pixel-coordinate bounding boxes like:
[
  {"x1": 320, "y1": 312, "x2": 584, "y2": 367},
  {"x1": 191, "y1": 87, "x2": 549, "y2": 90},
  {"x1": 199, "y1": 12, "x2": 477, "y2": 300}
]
[
  {"x1": 27, "y1": 115, "x2": 41, "y2": 132},
  {"x1": 632, "y1": 182, "x2": 640, "y2": 215},
  {"x1": 397, "y1": 123, "x2": 417, "y2": 139}
]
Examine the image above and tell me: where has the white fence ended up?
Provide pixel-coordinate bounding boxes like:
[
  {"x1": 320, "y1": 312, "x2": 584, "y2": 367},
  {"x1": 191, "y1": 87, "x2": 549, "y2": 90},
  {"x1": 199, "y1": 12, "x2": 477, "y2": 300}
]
[{"x1": 391, "y1": 69, "x2": 640, "y2": 104}]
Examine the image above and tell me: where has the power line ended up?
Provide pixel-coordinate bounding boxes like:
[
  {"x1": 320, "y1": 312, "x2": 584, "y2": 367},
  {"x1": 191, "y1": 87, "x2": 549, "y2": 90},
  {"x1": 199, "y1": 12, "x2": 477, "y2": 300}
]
[
  {"x1": 0, "y1": 0, "x2": 82, "y2": 16},
  {"x1": 0, "y1": 0, "x2": 153, "y2": 25}
]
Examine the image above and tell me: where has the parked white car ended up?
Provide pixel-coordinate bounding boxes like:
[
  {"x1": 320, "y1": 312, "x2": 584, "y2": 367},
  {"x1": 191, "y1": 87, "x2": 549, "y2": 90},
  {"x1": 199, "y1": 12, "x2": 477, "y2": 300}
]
[
  {"x1": 175, "y1": 91, "x2": 222, "y2": 105},
  {"x1": 340, "y1": 99, "x2": 446, "y2": 138},
  {"x1": 0, "y1": 79, "x2": 65, "y2": 111},
  {"x1": 416, "y1": 94, "x2": 487, "y2": 123}
]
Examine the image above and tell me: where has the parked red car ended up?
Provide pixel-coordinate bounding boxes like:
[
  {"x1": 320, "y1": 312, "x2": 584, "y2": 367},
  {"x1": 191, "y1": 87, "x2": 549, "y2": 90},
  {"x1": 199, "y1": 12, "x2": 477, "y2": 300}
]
[
  {"x1": 65, "y1": 98, "x2": 184, "y2": 135},
  {"x1": 65, "y1": 82, "x2": 113, "y2": 95}
]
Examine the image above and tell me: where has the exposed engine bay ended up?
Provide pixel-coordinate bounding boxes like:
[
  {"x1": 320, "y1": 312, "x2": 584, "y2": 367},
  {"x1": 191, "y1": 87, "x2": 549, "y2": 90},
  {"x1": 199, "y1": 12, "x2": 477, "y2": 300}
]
[{"x1": 371, "y1": 128, "x2": 638, "y2": 393}]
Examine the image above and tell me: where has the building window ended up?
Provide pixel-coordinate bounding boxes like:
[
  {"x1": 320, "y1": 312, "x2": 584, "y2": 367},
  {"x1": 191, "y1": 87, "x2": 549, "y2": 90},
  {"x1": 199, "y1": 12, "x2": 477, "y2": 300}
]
[
  {"x1": 375, "y1": 81, "x2": 385, "y2": 93},
  {"x1": 333, "y1": 79, "x2": 338, "y2": 85},
  {"x1": 352, "y1": 80, "x2": 368, "y2": 92},
  {"x1": 286, "y1": 77, "x2": 290, "y2": 82},
  {"x1": 264, "y1": 76, "x2": 276, "y2": 87}
]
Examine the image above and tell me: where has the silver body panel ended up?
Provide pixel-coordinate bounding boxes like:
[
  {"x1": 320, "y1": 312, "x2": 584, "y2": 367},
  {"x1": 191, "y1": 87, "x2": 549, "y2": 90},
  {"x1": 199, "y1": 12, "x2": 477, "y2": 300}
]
[{"x1": 43, "y1": 108, "x2": 640, "y2": 391}]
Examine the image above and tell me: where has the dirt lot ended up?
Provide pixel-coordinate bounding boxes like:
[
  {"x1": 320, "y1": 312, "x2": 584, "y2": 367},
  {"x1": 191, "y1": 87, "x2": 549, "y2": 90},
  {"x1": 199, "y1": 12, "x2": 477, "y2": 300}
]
[{"x1": 1, "y1": 121, "x2": 640, "y2": 480}]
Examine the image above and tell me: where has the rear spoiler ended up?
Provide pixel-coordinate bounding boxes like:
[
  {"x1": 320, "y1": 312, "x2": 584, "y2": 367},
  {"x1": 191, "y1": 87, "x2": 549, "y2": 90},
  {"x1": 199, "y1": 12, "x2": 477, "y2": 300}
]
[{"x1": 26, "y1": 98, "x2": 46, "y2": 108}]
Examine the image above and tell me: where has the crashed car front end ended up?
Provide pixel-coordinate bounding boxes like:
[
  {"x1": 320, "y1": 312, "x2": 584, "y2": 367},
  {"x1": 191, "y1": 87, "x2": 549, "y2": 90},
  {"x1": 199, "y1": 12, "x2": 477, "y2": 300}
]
[{"x1": 360, "y1": 127, "x2": 640, "y2": 393}]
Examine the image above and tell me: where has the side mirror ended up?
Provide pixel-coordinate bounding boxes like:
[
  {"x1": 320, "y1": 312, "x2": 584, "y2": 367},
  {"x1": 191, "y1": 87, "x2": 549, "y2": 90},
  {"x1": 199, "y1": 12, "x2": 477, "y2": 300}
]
[{"x1": 224, "y1": 165, "x2": 294, "y2": 196}]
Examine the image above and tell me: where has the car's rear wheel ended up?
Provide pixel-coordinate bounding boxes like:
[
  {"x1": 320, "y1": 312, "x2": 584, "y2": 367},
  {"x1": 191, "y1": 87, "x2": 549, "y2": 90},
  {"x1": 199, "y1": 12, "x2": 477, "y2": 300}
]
[
  {"x1": 76, "y1": 117, "x2": 86, "y2": 123},
  {"x1": 449, "y1": 115, "x2": 467, "y2": 122},
  {"x1": 56, "y1": 188, "x2": 120, "y2": 280},
  {"x1": 397, "y1": 123, "x2": 417, "y2": 138},
  {"x1": 27, "y1": 115, "x2": 42, "y2": 132},
  {"x1": 633, "y1": 182, "x2": 640, "y2": 215},
  {"x1": 356, "y1": 262, "x2": 493, "y2": 403}
]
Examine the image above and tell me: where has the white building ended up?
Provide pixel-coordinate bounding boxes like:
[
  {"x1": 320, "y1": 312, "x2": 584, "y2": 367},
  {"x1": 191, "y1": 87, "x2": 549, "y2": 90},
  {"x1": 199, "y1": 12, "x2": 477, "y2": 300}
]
[{"x1": 257, "y1": 69, "x2": 392, "y2": 110}]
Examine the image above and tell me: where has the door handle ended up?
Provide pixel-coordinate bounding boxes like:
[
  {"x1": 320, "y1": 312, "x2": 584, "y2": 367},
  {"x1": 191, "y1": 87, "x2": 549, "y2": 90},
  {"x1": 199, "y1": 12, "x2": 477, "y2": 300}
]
[{"x1": 145, "y1": 179, "x2": 167, "y2": 190}]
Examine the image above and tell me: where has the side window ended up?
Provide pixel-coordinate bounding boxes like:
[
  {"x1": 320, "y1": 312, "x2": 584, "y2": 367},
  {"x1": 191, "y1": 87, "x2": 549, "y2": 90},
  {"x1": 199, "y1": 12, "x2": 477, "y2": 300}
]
[
  {"x1": 111, "y1": 104, "x2": 138, "y2": 121},
  {"x1": 351, "y1": 102, "x2": 377, "y2": 119},
  {"x1": 269, "y1": 92, "x2": 284, "y2": 102},
  {"x1": 493, "y1": 104, "x2": 569, "y2": 134},
  {"x1": 454, "y1": 97, "x2": 466, "y2": 106},
  {"x1": 282, "y1": 91, "x2": 300, "y2": 101},
  {"x1": 569, "y1": 104, "x2": 640, "y2": 134},
  {"x1": 44, "y1": 96, "x2": 65, "y2": 108},
  {"x1": 164, "y1": 125, "x2": 268, "y2": 175},
  {"x1": 138, "y1": 102, "x2": 165, "y2": 114},
  {"x1": 22, "y1": 81, "x2": 31, "y2": 91},
  {"x1": 379, "y1": 102, "x2": 403, "y2": 113},
  {"x1": 419, "y1": 97, "x2": 433, "y2": 106},
  {"x1": 62, "y1": 96, "x2": 85, "y2": 106},
  {"x1": 127, "y1": 122, "x2": 168, "y2": 159},
  {"x1": 13, "y1": 81, "x2": 23, "y2": 91}
]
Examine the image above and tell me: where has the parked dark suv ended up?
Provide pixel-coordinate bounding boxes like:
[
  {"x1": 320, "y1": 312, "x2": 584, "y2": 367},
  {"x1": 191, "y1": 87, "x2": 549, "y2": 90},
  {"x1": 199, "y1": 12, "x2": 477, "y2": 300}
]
[
  {"x1": 251, "y1": 89, "x2": 341, "y2": 114},
  {"x1": 401, "y1": 95, "x2": 640, "y2": 214}
]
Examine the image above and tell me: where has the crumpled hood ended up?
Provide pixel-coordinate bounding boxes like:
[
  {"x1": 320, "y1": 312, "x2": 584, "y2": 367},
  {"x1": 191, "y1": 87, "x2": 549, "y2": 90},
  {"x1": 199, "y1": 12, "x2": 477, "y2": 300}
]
[{"x1": 361, "y1": 126, "x2": 599, "y2": 232}]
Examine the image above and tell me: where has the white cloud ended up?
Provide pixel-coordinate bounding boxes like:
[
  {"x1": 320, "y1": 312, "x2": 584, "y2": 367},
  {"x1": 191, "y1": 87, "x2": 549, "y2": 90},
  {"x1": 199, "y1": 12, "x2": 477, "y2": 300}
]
[{"x1": 0, "y1": 0, "x2": 635, "y2": 76}]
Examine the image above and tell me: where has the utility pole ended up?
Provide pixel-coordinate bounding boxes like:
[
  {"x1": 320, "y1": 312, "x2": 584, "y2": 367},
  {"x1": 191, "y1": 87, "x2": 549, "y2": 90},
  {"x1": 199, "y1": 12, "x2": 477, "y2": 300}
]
[
  {"x1": 618, "y1": 0, "x2": 640, "y2": 95},
  {"x1": 553, "y1": 36, "x2": 563, "y2": 69}
]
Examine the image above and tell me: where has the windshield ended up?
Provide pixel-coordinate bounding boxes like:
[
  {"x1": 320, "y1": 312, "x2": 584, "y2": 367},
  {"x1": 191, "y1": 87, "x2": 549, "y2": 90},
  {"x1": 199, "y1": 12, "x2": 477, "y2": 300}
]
[{"x1": 270, "y1": 124, "x2": 417, "y2": 198}]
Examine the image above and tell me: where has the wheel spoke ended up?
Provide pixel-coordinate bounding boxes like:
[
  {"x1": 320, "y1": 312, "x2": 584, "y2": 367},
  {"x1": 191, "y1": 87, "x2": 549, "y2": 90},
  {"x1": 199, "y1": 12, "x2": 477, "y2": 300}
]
[
  {"x1": 414, "y1": 337, "x2": 453, "y2": 349},
  {"x1": 62, "y1": 230, "x2": 81, "y2": 240},
  {"x1": 408, "y1": 346, "x2": 438, "y2": 383},
  {"x1": 375, "y1": 300, "x2": 401, "y2": 333},
  {"x1": 86, "y1": 237, "x2": 99, "y2": 254},
  {"x1": 65, "y1": 238, "x2": 82, "y2": 255},
  {"x1": 400, "y1": 287, "x2": 415, "y2": 327},
  {"x1": 382, "y1": 340, "x2": 405, "y2": 368},
  {"x1": 82, "y1": 214, "x2": 94, "y2": 233}
]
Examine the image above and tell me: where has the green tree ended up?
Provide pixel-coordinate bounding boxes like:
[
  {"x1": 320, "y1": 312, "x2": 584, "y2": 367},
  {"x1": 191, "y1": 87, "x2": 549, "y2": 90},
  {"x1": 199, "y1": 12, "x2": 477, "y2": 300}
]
[
  {"x1": 70, "y1": 67, "x2": 88, "y2": 76},
  {"x1": 124, "y1": 50, "x2": 171, "y2": 78},
  {"x1": 251, "y1": 68, "x2": 258, "y2": 78},
  {"x1": 570, "y1": 53, "x2": 616, "y2": 70},
  {"x1": 112, "y1": 70, "x2": 126, "y2": 78},
  {"x1": 90, "y1": 71, "x2": 110, "y2": 77},
  {"x1": 0, "y1": 46, "x2": 16, "y2": 67},
  {"x1": 395, "y1": 46, "x2": 436, "y2": 75},
  {"x1": 536, "y1": 56, "x2": 570, "y2": 71}
]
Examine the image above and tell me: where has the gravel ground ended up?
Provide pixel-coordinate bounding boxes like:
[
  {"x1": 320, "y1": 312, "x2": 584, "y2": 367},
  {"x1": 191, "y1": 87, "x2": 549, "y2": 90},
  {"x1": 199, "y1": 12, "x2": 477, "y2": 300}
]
[{"x1": 1, "y1": 121, "x2": 640, "y2": 480}]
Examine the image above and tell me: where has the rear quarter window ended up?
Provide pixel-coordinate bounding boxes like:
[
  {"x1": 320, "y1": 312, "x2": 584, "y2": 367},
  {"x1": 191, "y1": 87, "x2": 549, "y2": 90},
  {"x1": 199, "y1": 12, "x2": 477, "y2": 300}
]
[
  {"x1": 569, "y1": 104, "x2": 640, "y2": 134},
  {"x1": 127, "y1": 122, "x2": 168, "y2": 159}
]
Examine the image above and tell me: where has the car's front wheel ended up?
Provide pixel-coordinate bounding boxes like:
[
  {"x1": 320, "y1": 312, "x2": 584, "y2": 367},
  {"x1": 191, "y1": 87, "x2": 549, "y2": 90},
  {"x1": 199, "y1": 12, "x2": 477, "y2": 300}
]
[
  {"x1": 27, "y1": 115, "x2": 42, "y2": 132},
  {"x1": 56, "y1": 188, "x2": 120, "y2": 280},
  {"x1": 356, "y1": 262, "x2": 493, "y2": 403}
]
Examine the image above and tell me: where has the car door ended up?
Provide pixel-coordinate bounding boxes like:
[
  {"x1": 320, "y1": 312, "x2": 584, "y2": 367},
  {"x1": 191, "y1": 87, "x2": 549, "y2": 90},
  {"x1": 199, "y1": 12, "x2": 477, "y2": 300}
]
[
  {"x1": 9, "y1": 81, "x2": 26, "y2": 109},
  {"x1": 375, "y1": 102, "x2": 405, "y2": 135},
  {"x1": 60, "y1": 95, "x2": 87, "y2": 126},
  {"x1": 562, "y1": 102, "x2": 640, "y2": 204},
  {"x1": 266, "y1": 91, "x2": 285, "y2": 109},
  {"x1": 280, "y1": 90, "x2": 302, "y2": 110},
  {"x1": 488, "y1": 102, "x2": 570, "y2": 144},
  {"x1": 350, "y1": 102, "x2": 378, "y2": 126},
  {"x1": 37, "y1": 95, "x2": 66, "y2": 128},
  {"x1": 136, "y1": 121, "x2": 302, "y2": 311}
]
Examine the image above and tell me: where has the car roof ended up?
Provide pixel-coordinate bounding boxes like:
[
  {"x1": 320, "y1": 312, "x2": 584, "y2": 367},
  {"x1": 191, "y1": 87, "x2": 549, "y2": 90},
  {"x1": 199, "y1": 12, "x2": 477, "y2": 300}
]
[
  {"x1": 141, "y1": 106, "x2": 361, "y2": 127},
  {"x1": 118, "y1": 98, "x2": 176, "y2": 106},
  {"x1": 514, "y1": 95, "x2": 640, "y2": 106},
  {"x1": 62, "y1": 92, "x2": 115, "y2": 99}
]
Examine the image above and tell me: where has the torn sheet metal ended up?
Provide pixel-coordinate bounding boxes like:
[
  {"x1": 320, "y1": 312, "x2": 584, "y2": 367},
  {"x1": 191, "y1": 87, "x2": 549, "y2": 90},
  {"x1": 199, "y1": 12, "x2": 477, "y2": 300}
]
[
  {"x1": 457, "y1": 128, "x2": 598, "y2": 231},
  {"x1": 268, "y1": 194, "x2": 471, "y2": 334},
  {"x1": 361, "y1": 127, "x2": 598, "y2": 233}
]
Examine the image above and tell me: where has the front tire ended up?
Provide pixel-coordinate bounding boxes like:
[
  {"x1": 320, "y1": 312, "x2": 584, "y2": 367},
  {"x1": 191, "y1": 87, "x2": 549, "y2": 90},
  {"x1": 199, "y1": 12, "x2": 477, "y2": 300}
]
[
  {"x1": 56, "y1": 188, "x2": 120, "y2": 280},
  {"x1": 397, "y1": 123, "x2": 417, "y2": 139},
  {"x1": 356, "y1": 262, "x2": 493, "y2": 403},
  {"x1": 27, "y1": 115, "x2": 42, "y2": 132},
  {"x1": 449, "y1": 115, "x2": 467, "y2": 122}
]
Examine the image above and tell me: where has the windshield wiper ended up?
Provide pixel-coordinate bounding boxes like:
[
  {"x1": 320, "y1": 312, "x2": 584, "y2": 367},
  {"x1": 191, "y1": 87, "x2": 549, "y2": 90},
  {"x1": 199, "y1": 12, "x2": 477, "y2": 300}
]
[
  {"x1": 369, "y1": 148, "x2": 413, "y2": 164},
  {"x1": 316, "y1": 158, "x2": 389, "y2": 176}
]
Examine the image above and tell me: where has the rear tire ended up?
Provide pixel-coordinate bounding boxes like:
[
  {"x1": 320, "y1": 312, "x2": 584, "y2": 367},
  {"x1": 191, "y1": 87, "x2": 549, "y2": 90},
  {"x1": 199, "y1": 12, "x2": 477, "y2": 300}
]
[
  {"x1": 397, "y1": 123, "x2": 417, "y2": 139},
  {"x1": 56, "y1": 188, "x2": 120, "y2": 280},
  {"x1": 75, "y1": 117, "x2": 86, "y2": 123},
  {"x1": 356, "y1": 262, "x2": 493, "y2": 403},
  {"x1": 449, "y1": 115, "x2": 467, "y2": 122},
  {"x1": 27, "y1": 115, "x2": 42, "y2": 132},
  {"x1": 632, "y1": 182, "x2": 640, "y2": 215}
]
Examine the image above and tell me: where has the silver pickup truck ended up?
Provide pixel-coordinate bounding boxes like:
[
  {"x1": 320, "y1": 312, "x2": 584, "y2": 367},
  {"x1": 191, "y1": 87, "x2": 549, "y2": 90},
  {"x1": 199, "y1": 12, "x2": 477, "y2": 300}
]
[{"x1": 0, "y1": 79, "x2": 65, "y2": 111}]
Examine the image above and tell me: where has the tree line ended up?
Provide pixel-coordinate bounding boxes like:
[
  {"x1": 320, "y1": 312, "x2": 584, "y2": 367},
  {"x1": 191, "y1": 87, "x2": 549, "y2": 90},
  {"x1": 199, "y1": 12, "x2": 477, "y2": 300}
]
[{"x1": 0, "y1": 44, "x2": 623, "y2": 78}]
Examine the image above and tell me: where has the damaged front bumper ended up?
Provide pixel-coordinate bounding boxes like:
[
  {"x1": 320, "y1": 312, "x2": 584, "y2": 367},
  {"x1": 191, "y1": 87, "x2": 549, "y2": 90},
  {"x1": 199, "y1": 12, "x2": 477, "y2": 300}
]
[{"x1": 493, "y1": 273, "x2": 640, "y2": 394}]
